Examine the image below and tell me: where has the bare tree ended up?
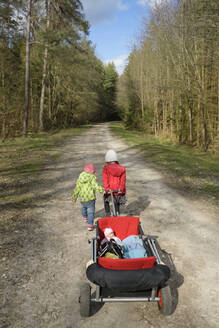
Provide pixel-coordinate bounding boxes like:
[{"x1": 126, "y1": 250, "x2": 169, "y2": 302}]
[
  {"x1": 23, "y1": 0, "x2": 32, "y2": 137},
  {"x1": 39, "y1": 0, "x2": 50, "y2": 130}
]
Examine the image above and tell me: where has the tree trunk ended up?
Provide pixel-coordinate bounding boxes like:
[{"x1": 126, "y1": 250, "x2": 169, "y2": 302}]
[
  {"x1": 48, "y1": 81, "x2": 52, "y2": 119},
  {"x1": 23, "y1": 0, "x2": 32, "y2": 137},
  {"x1": 200, "y1": 96, "x2": 208, "y2": 151},
  {"x1": 39, "y1": 46, "x2": 48, "y2": 130},
  {"x1": 188, "y1": 106, "x2": 193, "y2": 144},
  {"x1": 197, "y1": 96, "x2": 201, "y2": 148},
  {"x1": 154, "y1": 99, "x2": 158, "y2": 136},
  {"x1": 218, "y1": 70, "x2": 219, "y2": 133},
  {"x1": 162, "y1": 100, "x2": 167, "y2": 137},
  {"x1": 2, "y1": 116, "x2": 6, "y2": 140},
  {"x1": 39, "y1": 0, "x2": 50, "y2": 130},
  {"x1": 170, "y1": 91, "x2": 174, "y2": 140},
  {"x1": 140, "y1": 60, "x2": 144, "y2": 121}
]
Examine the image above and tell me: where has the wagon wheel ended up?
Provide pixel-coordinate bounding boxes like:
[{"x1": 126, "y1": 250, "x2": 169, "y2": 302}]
[
  {"x1": 79, "y1": 283, "x2": 91, "y2": 317},
  {"x1": 157, "y1": 285, "x2": 173, "y2": 316}
]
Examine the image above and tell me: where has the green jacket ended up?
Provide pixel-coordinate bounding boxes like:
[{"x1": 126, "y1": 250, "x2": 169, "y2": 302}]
[{"x1": 72, "y1": 171, "x2": 104, "y2": 202}]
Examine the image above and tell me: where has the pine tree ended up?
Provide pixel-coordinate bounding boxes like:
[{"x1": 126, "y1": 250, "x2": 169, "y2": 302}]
[{"x1": 102, "y1": 63, "x2": 119, "y2": 121}]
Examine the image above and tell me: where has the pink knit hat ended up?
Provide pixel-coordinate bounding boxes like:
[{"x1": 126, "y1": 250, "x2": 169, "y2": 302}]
[{"x1": 84, "y1": 164, "x2": 96, "y2": 174}]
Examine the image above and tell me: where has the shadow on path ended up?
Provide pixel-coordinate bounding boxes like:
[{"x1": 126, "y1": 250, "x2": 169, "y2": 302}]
[
  {"x1": 95, "y1": 196, "x2": 150, "y2": 219},
  {"x1": 122, "y1": 196, "x2": 150, "y2": 216}
]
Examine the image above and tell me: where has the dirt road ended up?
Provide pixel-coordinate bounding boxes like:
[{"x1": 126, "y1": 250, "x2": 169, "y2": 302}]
[{"x1": 1, "y1": 123, "x2": 218, "y2": 328}]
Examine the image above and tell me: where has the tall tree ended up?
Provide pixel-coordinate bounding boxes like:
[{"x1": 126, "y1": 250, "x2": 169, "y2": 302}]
[
  {"x1": 0, "y1": 0, "x2": 23, "y2": 138},
  {"x1": 23, "y1": 0, "x2": 32, "y2": 137},
  {"x1": 39, "y1": 0, "x2": 50, "y2": 130},
  {"x1": 38, "y1": 0, "x2": 88, "y2": 130}
]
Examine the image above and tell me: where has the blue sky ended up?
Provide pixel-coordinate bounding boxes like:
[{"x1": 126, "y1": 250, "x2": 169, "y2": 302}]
[{"x1": 80, "y1": 0, "x2": 161, "y2": 74}]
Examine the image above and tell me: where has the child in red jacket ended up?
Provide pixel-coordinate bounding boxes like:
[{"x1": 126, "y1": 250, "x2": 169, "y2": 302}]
[{"x1": 103, "y1": 149, "x2": 126, "y2": 216}]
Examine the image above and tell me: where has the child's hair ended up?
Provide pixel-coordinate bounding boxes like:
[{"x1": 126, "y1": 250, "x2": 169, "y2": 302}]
[{"x1": 84, "y1": 164, "x2": 95, "y2": 174}]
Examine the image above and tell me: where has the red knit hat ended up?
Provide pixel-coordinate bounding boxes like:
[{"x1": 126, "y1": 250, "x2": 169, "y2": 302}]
[{"x1": 84, "y1": 164, "x2": 95, "y2": 174}]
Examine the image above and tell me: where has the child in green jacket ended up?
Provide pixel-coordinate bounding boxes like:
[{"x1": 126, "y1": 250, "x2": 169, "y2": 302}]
[{"x1": 72, "y1": 164, "x2": 104, "y2": 231}]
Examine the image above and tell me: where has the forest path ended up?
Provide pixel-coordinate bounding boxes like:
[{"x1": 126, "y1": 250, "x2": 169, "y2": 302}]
[{"x1": 1, "y1": 123, "x2": 218, "y2": 328}]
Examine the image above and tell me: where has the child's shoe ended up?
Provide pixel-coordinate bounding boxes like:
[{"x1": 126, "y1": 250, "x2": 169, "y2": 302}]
[
  {"x1": 88, "y1": 224, "x2": 94, "y2": 231},
  {"x1": 83, "y1": 217, "x2": 88, "y2": 222}
]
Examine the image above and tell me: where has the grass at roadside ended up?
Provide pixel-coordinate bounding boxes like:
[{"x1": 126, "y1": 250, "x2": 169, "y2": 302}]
[
  {"x1": 110, "y1": 122, "x2": 219, "y2": 203},
  {"x1": 0, "y1": 126, "x2": 89, "y2": 206}
]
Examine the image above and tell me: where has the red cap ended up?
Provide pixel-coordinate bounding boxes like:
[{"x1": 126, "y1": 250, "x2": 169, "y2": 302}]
[{"x1": 84, "y1": 164, "x2": 95, "y2": 174}]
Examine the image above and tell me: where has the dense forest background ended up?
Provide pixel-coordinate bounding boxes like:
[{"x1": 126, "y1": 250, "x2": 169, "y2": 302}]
[
  {"x1": 0, "y1": 0, "x2": 118, "y2": 138},
  {"x1": 1, "y1": 0, "x2": 219, "y2": 152},
  {"x1": 117, "y1": 0, "x2": 219, "y2": 151}
]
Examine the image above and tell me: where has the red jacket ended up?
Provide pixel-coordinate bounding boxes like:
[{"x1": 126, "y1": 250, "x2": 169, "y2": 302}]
[{"x1": 102, "y1": 163, "x2": 126, "y2": 194}]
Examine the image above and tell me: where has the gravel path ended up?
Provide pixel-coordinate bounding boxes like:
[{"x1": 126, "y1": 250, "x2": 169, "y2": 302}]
[{"x1": 0, "y1": 123, "x2": 218, "y2": 328}]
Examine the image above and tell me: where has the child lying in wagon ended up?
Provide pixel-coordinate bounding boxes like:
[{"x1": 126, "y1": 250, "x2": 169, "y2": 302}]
[{"x1": 99, "y1": 227, "x2": 147, "y2": 259}]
